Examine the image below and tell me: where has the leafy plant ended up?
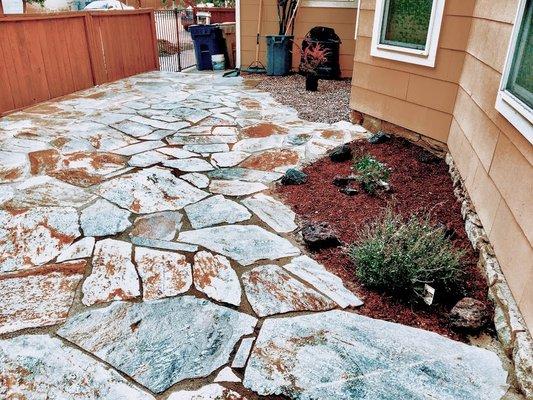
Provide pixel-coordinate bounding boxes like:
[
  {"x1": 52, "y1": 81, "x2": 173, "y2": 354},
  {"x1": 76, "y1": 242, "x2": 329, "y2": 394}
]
[
  {"x1": 300, "y1": 43, "x2": 330, "y2": 75},
  {"x1": 348, "y1": 211, "x2": 464, "y2": 303},
  {"x1": 352, "y1": 154, "x2": 390, "y2": 195}
]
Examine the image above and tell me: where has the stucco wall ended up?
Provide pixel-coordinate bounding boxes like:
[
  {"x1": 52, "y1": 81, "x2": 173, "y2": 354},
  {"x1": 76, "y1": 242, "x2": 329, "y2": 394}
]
[
  {"x1": 448, "y1": 0, "x2": 533, "y2": 331},
  {"x1": 239, "y1": 0, "x2": 356, "y2": 77},
  {"x1": 349, "y1": 0, "x2": 532, "y2": 331}
]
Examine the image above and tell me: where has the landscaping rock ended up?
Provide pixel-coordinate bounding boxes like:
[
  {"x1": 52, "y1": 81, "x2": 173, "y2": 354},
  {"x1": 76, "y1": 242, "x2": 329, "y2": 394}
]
[
  {"x1": 281, "y1": 168, "x2": 308, "y2": 185},
  {"x1": 368, "y1": 131, "x2": 391, "y2": 144},
  {"x1": 340, "y1": 186, "x2": 359, "y2": 196},
  {"x1": 329, "y1": 144, "x2": 352, "y2": 162},
  {"x1": 301, "y1": 222, "x2": 340, "y2": 249},
  {"x1": 332, "y1": 174, "x2": 357, "y2": 187},
  {"x1": 449, "y1": 297, "x2": 491, "y2": 331},
  {"x1": 417, "y1": 150, "x2": 441, "y2": 164}
]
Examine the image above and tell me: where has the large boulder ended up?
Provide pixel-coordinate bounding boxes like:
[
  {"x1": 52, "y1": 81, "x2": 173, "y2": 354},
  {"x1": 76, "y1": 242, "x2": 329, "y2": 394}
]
[{"x1": 449, "y1": 297, "x2": 491, "y2": 331}]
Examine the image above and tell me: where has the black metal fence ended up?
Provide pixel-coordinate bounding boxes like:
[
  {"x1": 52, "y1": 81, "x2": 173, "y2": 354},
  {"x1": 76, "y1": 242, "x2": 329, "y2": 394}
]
[{"x1": 154, "y1": 9, "x2": 196, "y2": 72}]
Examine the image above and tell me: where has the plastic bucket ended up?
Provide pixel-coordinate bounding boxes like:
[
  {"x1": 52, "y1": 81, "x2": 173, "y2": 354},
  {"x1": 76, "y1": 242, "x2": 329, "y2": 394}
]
[
  {"x1": 266, "y1": 35, "x2": 293, "y2": 76},
  {"x1": 211, "y1": 54, "x2": 225, "y2": 70}
]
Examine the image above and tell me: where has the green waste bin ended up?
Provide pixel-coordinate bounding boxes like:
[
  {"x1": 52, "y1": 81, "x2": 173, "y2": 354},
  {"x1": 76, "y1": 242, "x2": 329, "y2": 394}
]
[{"x1": 266, "y1": 35, "x2": 293, "y2": 76}]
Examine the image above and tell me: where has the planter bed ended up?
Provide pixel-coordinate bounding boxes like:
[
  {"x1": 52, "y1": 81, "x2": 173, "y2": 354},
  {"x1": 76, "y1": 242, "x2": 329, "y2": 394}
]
[{"x1": 276, "y1": 137, "x2": 491, "y2": 342}]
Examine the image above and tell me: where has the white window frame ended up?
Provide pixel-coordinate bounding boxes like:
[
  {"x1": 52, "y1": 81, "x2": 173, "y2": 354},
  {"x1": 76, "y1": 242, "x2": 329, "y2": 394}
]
[
  {"x1": 302, "y1": 0, "x2": 357, "y2": 8},
  {"x1": 370, "y1": 0, "x2": 446, "y2": 67},
  {"x1": 495, "y1": 0, "x2": 533, "y2": 143}
]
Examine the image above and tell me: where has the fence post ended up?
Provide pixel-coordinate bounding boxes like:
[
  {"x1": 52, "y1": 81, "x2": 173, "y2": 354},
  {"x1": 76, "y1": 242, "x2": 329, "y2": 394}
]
[
  {"x1": 84, "y1": 12, "x2": 107, "y2": 85},
  {"x1": 174, "y1": 8, "x2": 182, "y2": 71},
  {"x1": 149, "y1": 10, "x2": 160, "y2": 70}
]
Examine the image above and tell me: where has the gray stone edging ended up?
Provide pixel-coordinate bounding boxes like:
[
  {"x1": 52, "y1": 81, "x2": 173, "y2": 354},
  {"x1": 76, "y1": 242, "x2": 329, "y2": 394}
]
[{"x1": 445, "y1": 153, "x2": 533, "y2": 398}]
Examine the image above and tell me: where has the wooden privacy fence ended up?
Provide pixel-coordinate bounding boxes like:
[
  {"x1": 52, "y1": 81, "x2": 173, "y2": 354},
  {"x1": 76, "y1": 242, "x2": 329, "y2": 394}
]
[{"x1": 0, "y1": 10, "x2": 159, "y2": 116}]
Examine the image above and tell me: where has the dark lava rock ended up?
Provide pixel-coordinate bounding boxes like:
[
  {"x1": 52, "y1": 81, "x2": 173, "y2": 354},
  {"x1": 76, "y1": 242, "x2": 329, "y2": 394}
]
[
  {"x1": 417, "y1": 150, "x2": 441, "y2": 164},
  {"x1": 340, "y1": 186, "x2": 358, "y2": 196},
  {"x1": 333, "y1": 174, "x2": 357, "y2": 187},
  {"x1": 436, "y1": 223, "x2": 456, "y2": 240},
  {"x1": 301, "y1": 222, "x2": 341, "y2": 249},
  {"x1": 281, "y1": 169, "x2": 308, "y2": 185},
  {"x1": 449, "y1": 297, "x2": 491, "y2": 331},
  {"x1": 368, "y1": 131, "x2": 391, "y2": 144},
  {"x1": 329, "y1": 144, "x2": 352, "y2": 162}
]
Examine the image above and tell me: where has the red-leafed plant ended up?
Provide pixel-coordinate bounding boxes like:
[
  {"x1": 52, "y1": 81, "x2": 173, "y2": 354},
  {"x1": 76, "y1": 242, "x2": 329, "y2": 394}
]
[{"x1": 300, "y1": 43, "x2": 330, "y2": 76}]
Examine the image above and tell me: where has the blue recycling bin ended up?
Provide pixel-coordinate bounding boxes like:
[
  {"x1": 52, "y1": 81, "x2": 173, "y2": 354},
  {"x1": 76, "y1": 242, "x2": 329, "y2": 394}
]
[
  {"x1": 266, "y1": 35, "x2": 293, "y2": 76},
  {"x1": 189, "y1": 25, "x2": 226, "y2": 71}
]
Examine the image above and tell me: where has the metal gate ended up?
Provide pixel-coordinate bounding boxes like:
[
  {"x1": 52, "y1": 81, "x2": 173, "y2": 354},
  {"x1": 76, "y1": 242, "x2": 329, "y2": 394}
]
[{"x1": 154, "y1": 9, "x2": 196, "y2": 72}]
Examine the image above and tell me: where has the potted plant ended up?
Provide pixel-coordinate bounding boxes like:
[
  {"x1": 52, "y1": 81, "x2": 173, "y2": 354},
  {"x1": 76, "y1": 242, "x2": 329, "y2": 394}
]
[{"x1": 300, "y1": 43, "x2": 330, "y2": 91}]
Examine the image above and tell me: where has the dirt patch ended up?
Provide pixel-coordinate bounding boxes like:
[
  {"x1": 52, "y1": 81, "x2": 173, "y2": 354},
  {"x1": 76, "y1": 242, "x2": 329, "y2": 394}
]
[
  {"x1": 249, "y1": 74, "x2": 352, "y2": 124},
  {"x1": 275, "y1": 137, "x2": 490, "y2": 342}
]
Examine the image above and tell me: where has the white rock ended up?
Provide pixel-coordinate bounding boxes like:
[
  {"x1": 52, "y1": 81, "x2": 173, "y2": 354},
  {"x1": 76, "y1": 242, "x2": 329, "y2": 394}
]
[
  {"x1": 193, "y1": 251, "x2": 241, "y2": 306},
  {"x1": 135, "y1": 247, "x2": 192, "y2": 300},
  {"x1": 82, "y1": 239, "x2": 140, "y2": 306},
  {"x1": 0, "y1": 335, "x2": 155, "y2": 399},
  {"x1": 242, "y1": 193, "x2": 297, "y2": 233},
  {"x1": 129, "y1": 211, "x2": 182, "y2": 241},
  {"x1": 57, "y1": 237, "x2": 96, "y2": 262},
  {"x1": 80, "y1": 199, "x2": 132, "y2": 237},
  {"x1": 180, "y1": 172, "x2": 209, "y2": 188},
  {"x1": 168, "y1": 384, "x2": 247, "y2": 400},
  {"x1": 157, "y1": 147, "x2": 198, "y2": 158},
  {"x1": 232, "y1": 337, "x2": 255, "y2": 368},
  {"x1": 209, "y1": 180, "x2": 268, "y2": 196},
  {"x1": 232, "y1": 135, "x2": 285, "y2": 153},
  {"x1": 128, "y1": 150, "x2": 170, "y2": 167},
  {"x1": 211, "y1": 151, "x2": 250, "y2": 167},
  {"x1": 214, "y1": 367, "x2": 241, "y2": 383},
  {"x1": 179, "y1": 225, "x2": 300, "y2": 266},
  {"x1": 185, "y1": 195, "x2": 251, "y2": 229},
  {"x1": 163, "y1": 158, "x2": 214, "y2": 172},
  {"x1": 112, "y1": 140, "x2": 165, "y2": 156},
  {"x1": 183, "y1": 143, "x2": 229, "y2": 153}
]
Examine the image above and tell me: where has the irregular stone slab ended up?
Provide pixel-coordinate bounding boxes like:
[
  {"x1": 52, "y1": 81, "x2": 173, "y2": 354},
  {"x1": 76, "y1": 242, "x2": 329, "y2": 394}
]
[
  {"x1": 167, "y1": 384, "x2": 247, "y2": 400},
  {"x1": 239, "y1": 149, "x2": 300, "y2": 173},
  {"x1": 129, "y1": 115, "x2": 188, "y2": 131},
  {"x1": 214, "y1": 367, "x2": 241, "y2": 383},
  {"x1": 128, "y1": 150, "x2": 170, "y2": 167},
  {"x1": 0, "y1": 151, "x2": 29, "y2": 183},
  {"x1": 242, "y1": 193, "x2": 297, "y2": 233},
  {"x1": 163, "y1": 158, "x2": 214, "y2": 172},
  {"x1": 157, "y1": 146, "x2": 198, "y2": 158},
  {"x1": 130, "y1": 236, "x2": 198, "y2": 252},
  {"x1": 209, "y1": 180, "x2": 268, "y2": 196},
  {"x1": 0, "y1": 335, "x2": 155, "y2": 400},
  {"x1": 58, "y1": 296, "x2": 257, "y2": 393},
  {"x1": 169, "y1": 106, "x2": 211, "y2": 123},
  {"x1": 185, "y1": 195, "x2": 251, "y2": 229},
  {"x1": 243, "y1": 311, "x2": 508, "y2": 400},
  {"x1": 0, "y1": 207, "x2": 80, "y2": 273},
  {"x1": 0, "y1": 261, "x2": 85, "y2": 334},
  {"x1": 232, "y1": 337, "x2": 255, "y2": 368},
  {"x1": 82, "y1": 239, "x2": 140, "y2": 306},
  {"x1": 80, "y1": 199, "x2": 132, "y2": 237},
  {"x1": 184, "y1": 143, "x2": 230, "y2": 154},
  {"x1": 168, "y1": 134, "x2": 237, "y2": 145},
  {"x1": 7, "y1": 176, "x2": 95, "y2": 207},
  {"x1": 232, "y1": 135, "x2": 285, "y2": 153},
  {"x1": 283, "y1": 255, "x2": 363, "y2": 308},
  {"x1": 57, "y1": 237, "x2": 96, "y2": 262},
  {"x1": 211, "y1": 150, "x2": 250, "y2": 168},
  {"x1": 112, "y1": 140, "x2": 165, "y2": 156},
  {"x1": 208, "y1": 167, "x2": 282, "y2": 184},
  {"x1": 98, "y1": 166, "x2": 208, "y2": 213},
  {"x1": 242, "y1": 264, "x2": 334, "y2": 317},
  {"x1": 213, "y1": 126, "x2": 239, "y2": 136},
  {"x1": 181, "y1": 172, "x2": 209, "y2": 188},
  {"x1": 111, "y1": 120, "x2": 154, "y2": 137},
  {"x1": 193, "y1": 251, "x2": 241, "y2": 306},
  {"x1": 135, "y1": 246, "x2": 192, "y2": 300},
  {"x1": 129, "y1": 211, "x2": 182, "y2": 241},
  {"x1": 179, "y1": 225, "x2": 300, "y2": 266},
  {"x1": 141, "y1": 128, "x2": 181, "y2": 141}
]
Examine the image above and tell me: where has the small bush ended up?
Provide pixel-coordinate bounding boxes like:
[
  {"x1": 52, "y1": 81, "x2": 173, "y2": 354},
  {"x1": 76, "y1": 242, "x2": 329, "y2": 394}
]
[
  {"x1": 348, "y1": 211, "x2": 464, "y2": 303},
  {"x1": 353, "y1": 154, "x2": 390, "y2": 195}
]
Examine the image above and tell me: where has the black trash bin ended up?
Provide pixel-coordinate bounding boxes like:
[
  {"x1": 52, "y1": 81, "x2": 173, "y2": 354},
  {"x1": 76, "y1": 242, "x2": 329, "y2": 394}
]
[
  {"x1": 189, "y1": 25, "x2": 226, "y2": 71},
  {"x1": 299, "y1": 27, "x2": 341, "y2": 79}
]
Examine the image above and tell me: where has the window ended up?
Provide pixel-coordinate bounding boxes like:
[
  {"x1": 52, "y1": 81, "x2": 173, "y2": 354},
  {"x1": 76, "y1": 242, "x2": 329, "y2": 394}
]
[
  {"x1": 371, "y1": 0, "x2": 445, "y2": 67},
  {"x1": 496, "y1": 0, "x2": 533, "y2": 142}
]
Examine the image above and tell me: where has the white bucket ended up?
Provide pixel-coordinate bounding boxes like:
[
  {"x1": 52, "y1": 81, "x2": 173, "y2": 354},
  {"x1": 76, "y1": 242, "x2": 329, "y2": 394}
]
[{"x1": 211, "y1": 54, "x2": 225, "y2": 71}]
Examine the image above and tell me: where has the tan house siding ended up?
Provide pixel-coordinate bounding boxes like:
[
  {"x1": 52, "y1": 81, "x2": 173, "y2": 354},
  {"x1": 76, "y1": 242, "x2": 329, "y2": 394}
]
[
  {"x1": 349, "y1": 0, "x2": 533, "y2": 330},
  {"x1": 349, "y1": 0, "x2": 475, "y2": 144},
  {"x1": 239, "y1": 0, "x2": 356, "y2": 77}
]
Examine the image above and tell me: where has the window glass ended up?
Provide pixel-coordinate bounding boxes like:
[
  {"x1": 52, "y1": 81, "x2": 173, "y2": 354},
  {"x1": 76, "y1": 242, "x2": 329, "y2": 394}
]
[
  {"x1": 380, "y1": 0, "x2": 433, "y2": 50},
  {"x1": 506, "y1": 0, "x2": 532, "y2": 109}
]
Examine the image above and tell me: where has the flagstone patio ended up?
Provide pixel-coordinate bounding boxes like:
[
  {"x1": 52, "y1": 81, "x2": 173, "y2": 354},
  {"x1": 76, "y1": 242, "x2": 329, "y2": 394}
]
[{"x1": 0, "y1": 71, "x2": 510, "y2": 399}]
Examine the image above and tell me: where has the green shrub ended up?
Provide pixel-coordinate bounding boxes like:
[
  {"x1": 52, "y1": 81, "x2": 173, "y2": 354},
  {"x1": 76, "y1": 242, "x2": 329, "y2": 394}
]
[
  {"x1": 348, "y1": 211, "x2": 464, "y2": 303},
  {"x1": 353, "y1": 154, "x2": 390, "y2": 195}
]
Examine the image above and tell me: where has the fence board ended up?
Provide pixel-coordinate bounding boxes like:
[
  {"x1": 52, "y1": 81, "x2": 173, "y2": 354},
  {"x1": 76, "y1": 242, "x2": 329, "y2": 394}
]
[{"x1": 0, "y1": 10, "x2": 159, "y2": 116}]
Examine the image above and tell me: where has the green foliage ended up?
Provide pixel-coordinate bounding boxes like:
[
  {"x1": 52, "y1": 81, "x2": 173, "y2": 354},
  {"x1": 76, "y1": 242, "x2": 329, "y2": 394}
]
[
  {"x1": 352, "y1": 154, "x2": 390, "y2": 195},
  {"x1": 348, "y1": 211, "x2": 464, "y2": 303},
  {"x1": 382, "y1": 0, "x2": 432, "y2": 49}
]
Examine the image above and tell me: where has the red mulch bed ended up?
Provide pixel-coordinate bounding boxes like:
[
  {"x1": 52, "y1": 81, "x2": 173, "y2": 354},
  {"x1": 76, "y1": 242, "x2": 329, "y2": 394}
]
[{"x1": 275, "y1": 137, "x2": 491, "y2": 342}]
